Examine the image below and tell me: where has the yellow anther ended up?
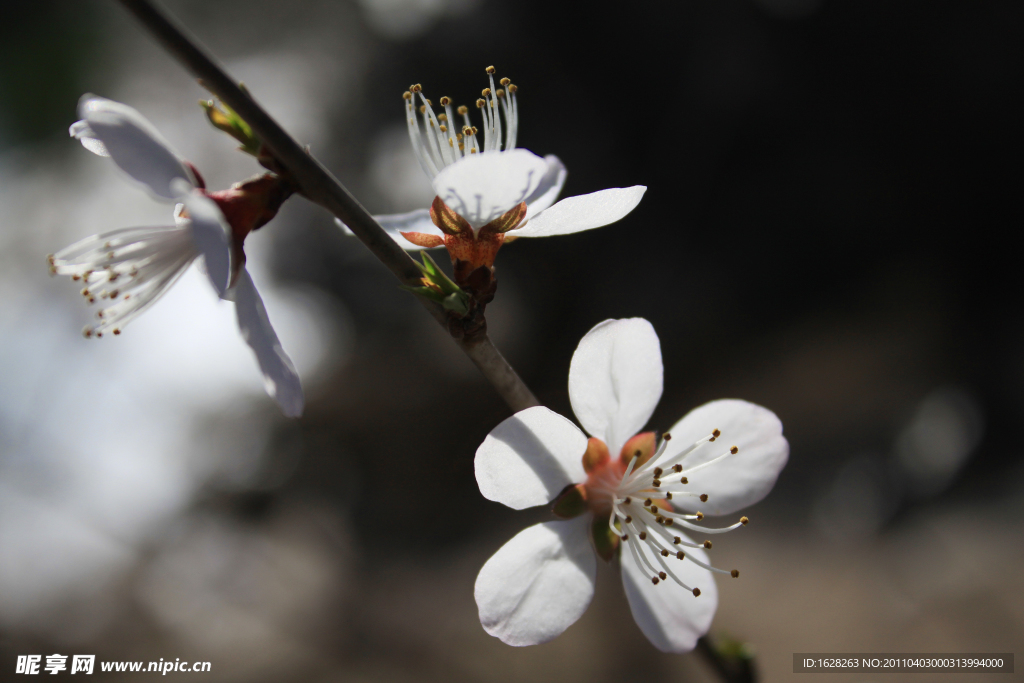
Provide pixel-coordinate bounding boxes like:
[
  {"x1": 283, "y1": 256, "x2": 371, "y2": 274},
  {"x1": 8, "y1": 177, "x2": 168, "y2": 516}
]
[
  {"x1": 476, "y1": 98, "x2": 485, "y2": 108},
  {"x1": 508, "y1": 84, "x2": 517, "y2": 93},
  {"x1": 500, "y1": 77, "x2": 510, "y2": 86},
  {"x1": 712, "y1": 429, "x2": 721, "y2": 438},
  {"x1": 438, "y1": 113, "x2": 448, "y2": 121},
  {"x1": 410, "y1": 84, "x2": 422, "y2": 92},
  {"x1": 419, "y1": 105, "x2": 427, "y2": 114},
  {"x1": 402, "y1": 91, "x2": 412, "y2": 100},
  {"x1": 457, "y1": 105, "x2": 468, "y2": 115},
  {"x1": 440, "y1": 96, "x2": 451, "y2": 106},
  {"x1": 730, "y1": 446, "x2": 739, "y2": 454},
  {"x1": 740, "y1": 516, "x2": 749, "y2": 525},
  {"x1": 439, "y1": 125, "x2": 447, "y2": 132},
  {"x1": 481, "y1": 88, "x2": 491, "y2": 97},
  {"x1": 485, "y1": 65, "x2": 496, "y2": 74}
]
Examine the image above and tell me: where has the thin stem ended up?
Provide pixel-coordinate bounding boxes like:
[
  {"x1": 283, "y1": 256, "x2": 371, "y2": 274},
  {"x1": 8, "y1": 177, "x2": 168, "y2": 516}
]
[
  {"x1": 695, "y1": 636, "x2": 757, "y2": 683},
  {"x1": 115, "y1": 0, "x2": 539, "y2": 413}
]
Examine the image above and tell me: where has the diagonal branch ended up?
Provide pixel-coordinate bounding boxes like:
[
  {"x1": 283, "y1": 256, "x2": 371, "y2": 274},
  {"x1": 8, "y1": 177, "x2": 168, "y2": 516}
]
[{"x1": 116, "y1": 0, "x2": 539, "y2": 413}]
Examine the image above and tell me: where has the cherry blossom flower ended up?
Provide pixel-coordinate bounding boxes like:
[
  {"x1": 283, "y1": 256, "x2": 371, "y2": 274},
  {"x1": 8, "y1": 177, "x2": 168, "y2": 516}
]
[
  {"x1": 338, "y1": 67, "x2": 646, "y2": 276},
  {"x1": 48, "y1": 95, "x2": 303, "y2": 417},
  {"x1": 473, "y1": 318, "x2": 789, "y2": 652}
]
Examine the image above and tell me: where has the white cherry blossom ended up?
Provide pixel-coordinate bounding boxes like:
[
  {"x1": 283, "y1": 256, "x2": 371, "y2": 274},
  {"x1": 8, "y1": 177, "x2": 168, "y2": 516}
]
[
  {"x1": 474, "y1": 318, "x2": 789, "y2": 652},
  {"x1": 338, "y1": 68, "x2": 646, "y2": 251},
  {"x1": 49, "y1": 95, "x2": 303, "y2": 417}
]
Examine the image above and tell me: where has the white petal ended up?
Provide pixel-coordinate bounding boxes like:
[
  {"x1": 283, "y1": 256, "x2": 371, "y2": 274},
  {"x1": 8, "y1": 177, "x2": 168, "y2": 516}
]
[
  {"x1": 512, "y1": 186, "x2": 647, "y2": 238},
  {"x1": 665, "y1": 400, "x2": 788, "y2": 516},
  {"x1": 232, "y1": 269, "x2": 305, "y2": 418},
  {"x1": 620, "y1": 531, "x2": 718, "y2": 653},
  {"x1": 522, "y1": 155, "x2": 567, "y2": 220},
  {"x1": 78, "y1": 94, "x2": 193, "y2": 201},
  {"x1": 432, "y1": 149, "x2": 549, "y2": 228},
  {"x1": 568, "y1": 318, "x2": 663, "y2": 453},
  {"x1": 69, "y1": 120, "x2": 109, "y2": 157},
  {"x1": 334, "y1": 209, "x2": 444, "y2": 251},
  {"x1": 475, "y1": 518, "x2": 595, "y2": 647},
  {"x1": 176, "y1": 185, "x2": 231, "y2": 298},
  {"x1": 475, "y1": 406, "x2": 588, "y2": 510}
]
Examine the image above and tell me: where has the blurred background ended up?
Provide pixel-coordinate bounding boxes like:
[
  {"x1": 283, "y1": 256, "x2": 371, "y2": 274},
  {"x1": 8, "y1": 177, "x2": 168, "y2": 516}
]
[{"x1": 1, "y1": 0, "x2": 1021, "y2": 681}]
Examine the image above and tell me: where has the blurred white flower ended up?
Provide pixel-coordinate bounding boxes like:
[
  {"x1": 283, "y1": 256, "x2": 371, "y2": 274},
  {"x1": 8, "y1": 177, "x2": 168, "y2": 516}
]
[
  {"x1": 473, "y1": 318, "x2": 789, "y2": 652},
  {"x1": 338, "y1": 68, "x2": 646, "y2": 261},
  {"x1": 49, "y1": 95, "x2": 303, "y2": 417}
]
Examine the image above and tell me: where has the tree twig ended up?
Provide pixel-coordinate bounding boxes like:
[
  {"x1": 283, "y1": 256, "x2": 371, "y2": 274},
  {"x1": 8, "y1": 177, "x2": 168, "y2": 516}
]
[
  {"x1": 115, "y1": 0, "x2": 539, "y2": 413},
  {"x1": 696, "y1": 636, "x2": 757, "y2": 683}
]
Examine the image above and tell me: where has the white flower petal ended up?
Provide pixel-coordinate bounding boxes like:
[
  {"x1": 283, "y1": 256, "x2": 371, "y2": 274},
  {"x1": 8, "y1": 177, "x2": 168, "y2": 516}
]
[
  {"x1": 475, "y1": 406, "x2": 588, "y2": 510},
  {"x1": 665, "y1": 400, "x2": 789, "y2": 516},
  {"x1": 620, "y1": 531, "x2": 718, "y2": 653},
  {"x1": 232, "y1": 269, "x2": 304, "y2": 418},
  {"x1": 512, "y1": 186, "x2": 647, "y2": 238},
  {"x1": 68, "y1": 120, "x2": 109, "y2": 157},
  {"x1": 475, "y1": 518, "x2": 596, "y2": 647},
  {"x1": 176, "y1": 186, "x2": 231, "y2": 298},
  {"x1": 568, "y1": 318, "x2": 663, "y2": 453},
  {"x1": 78, "y1": 94, "x2": 193, "y2": 201},
  {"x1": 522, "y1": 155, "x2": 567, "y2": 220},
  {"x1": 335, "y1": 209, "x2": 444, "y2": 251},
  {"x1": 432, "y1": 149, "x2": 549, "y2": 228}
]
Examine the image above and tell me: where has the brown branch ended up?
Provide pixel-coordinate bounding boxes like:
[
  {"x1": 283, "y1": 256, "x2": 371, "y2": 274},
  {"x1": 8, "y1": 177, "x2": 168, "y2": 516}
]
[{"x1": 115, "y1": 0, "x2": 539, "y2": 413}]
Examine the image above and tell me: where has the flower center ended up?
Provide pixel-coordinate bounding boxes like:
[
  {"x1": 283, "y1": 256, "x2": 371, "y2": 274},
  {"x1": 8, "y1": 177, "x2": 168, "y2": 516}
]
[
  {"x1": 584, "y1": 430, "x2": 749, "y2": 595},
  {"x1": 48, "y1": 220, "x2": 198, "y2": 338},
  {"x1": 403, "y1": 66, "x2": 519, "y2": 180}
]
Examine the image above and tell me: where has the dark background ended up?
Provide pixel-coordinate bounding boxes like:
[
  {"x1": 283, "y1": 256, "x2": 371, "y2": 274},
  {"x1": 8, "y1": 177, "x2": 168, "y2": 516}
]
[{"x1": 1, "y1": 1, "x2": 1021, "y2": 681}]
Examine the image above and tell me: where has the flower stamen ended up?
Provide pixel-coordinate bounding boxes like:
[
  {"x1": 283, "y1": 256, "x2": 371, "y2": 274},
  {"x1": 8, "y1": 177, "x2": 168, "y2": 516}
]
[{"x1": 403, "y1": 67, "x2": 518, "y2": 180}]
